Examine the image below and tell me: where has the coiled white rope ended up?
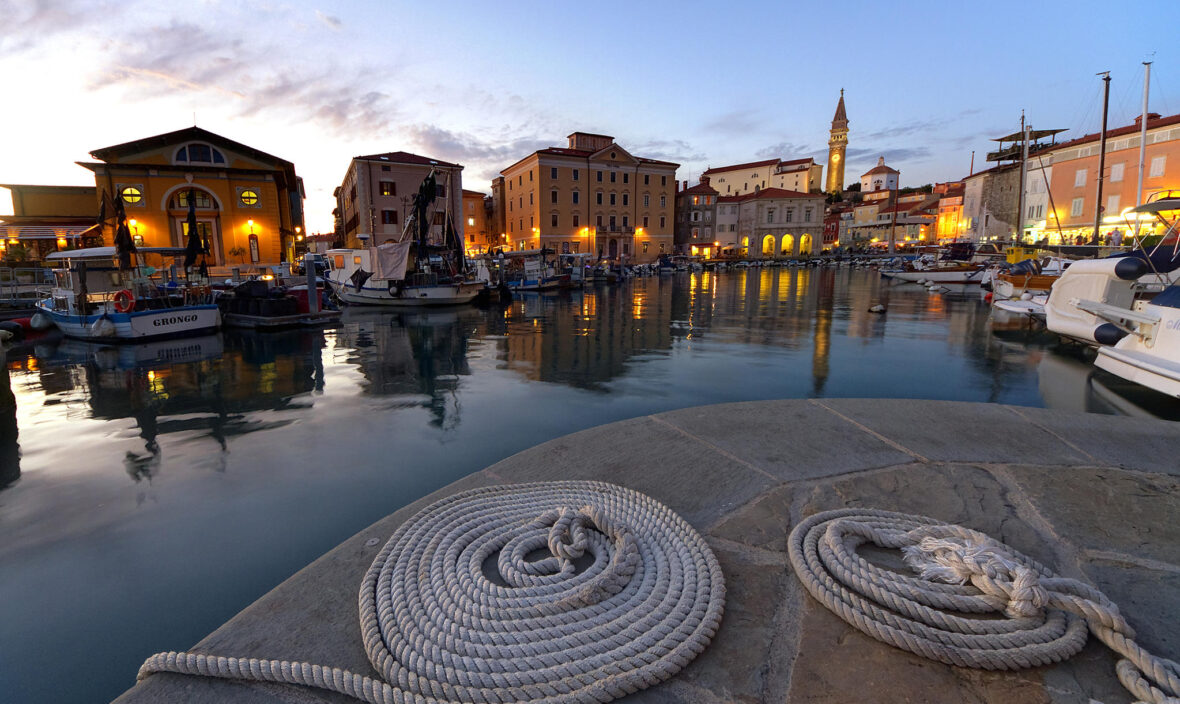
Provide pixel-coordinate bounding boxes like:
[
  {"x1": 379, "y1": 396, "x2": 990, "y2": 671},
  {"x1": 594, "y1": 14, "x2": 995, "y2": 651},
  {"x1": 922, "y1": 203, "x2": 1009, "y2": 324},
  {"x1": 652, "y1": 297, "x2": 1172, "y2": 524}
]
[
  {"x1": 788, "y1": 508, "x2": 1180, "y2": 704},
  {"x1": 138, "y1": 481, "x2": 726, "y2": 703}
]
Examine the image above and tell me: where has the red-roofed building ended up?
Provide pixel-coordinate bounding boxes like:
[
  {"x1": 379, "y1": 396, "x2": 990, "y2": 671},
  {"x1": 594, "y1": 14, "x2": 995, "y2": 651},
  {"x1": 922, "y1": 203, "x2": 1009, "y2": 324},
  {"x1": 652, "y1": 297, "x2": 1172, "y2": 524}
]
[
  {"x1": 335, "y1": 150, "x2": 464, "y2": 249},
  {"x1": 860, "y1": 157, "x2": 899, "y2": 192},
  {"x1": 494, "y1": 132, "x2": 678, "y2": 262},
  {"x1": 701, "y1": 156, "x2": 823, "y2": 196},
  {"x1": 1040, "y1": 112, "x2": 1180, "y2": 244}
]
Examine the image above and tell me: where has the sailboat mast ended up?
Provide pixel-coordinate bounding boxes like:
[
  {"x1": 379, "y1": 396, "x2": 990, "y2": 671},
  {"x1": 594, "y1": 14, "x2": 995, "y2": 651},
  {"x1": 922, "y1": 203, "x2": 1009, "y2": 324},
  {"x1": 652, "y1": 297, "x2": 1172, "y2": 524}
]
[
  {"x1": 1016, "y1": 112, "x2": 1029, "y2": 244},
  {"x1": 1134, "y1": 61, "x2": 1152, "y2": 241},
  {"x1": 1092, "y1": 71, "x2": 1111, "y2": 244}
]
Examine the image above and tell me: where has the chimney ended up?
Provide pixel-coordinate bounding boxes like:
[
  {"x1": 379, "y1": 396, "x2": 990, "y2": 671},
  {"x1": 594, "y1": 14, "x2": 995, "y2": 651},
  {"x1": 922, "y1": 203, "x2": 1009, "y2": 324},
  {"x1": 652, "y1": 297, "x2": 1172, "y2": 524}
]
[
  {"x1": 1134, "y1": 112, "x2": 1162, "y2": 125},
  {"x1": 700, "y1": 175, "x2": 710, "y2": 187}
]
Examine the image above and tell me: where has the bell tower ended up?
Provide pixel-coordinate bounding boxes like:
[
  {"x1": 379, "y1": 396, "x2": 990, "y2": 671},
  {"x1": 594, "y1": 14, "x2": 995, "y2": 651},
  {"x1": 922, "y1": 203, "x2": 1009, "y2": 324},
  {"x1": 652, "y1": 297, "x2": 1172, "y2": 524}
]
[{"x1": 826, "y1": 89, "x2": 849, "y2": 194}]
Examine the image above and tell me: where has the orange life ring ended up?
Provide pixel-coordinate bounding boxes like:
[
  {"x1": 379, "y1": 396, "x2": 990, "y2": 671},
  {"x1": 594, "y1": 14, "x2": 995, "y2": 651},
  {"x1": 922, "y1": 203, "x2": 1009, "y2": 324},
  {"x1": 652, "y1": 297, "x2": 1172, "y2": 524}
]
[{"x1": 113, "y1": 289, "x2": 135, "y2": 313}]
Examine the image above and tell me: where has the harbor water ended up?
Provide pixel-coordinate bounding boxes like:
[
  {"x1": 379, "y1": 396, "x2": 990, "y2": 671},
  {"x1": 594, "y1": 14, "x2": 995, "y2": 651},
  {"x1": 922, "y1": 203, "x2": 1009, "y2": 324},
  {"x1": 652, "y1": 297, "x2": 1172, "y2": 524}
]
[{"x1": 1, "y1": 268, "x2": 1175, "y2": 704}]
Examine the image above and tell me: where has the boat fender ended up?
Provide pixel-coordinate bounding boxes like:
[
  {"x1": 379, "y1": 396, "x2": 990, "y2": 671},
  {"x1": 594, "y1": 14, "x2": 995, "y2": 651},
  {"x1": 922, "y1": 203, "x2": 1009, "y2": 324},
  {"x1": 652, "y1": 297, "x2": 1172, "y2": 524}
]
[
  {"x1": 1020, "y1": 291, "x2": 1034, "y2": 301},
  {"x1": 113, "y1": 289, "x2": 136, "y2": 313},
  {"x1": 868, "y1": 304, "x2": 886, "y2": 313},
  {"x1": 388, "y1": 280, "x2": 404, "y2": 297},
  {"x1": 984, "y1": 292, "x2": 994, "y2": 303},
  {"x1": 1113, "y1": 256, "x2": 1149, "y2": 281},
  {"x1": 89, "y1": 317, "x2": 117, "y2": 337},
  {"x1": 0, "y1": 321, "x2": 24, "y2": 340},
  {"x1": 1094, "y1": 323, "x2": 1128, "y2": 346},
  {"x1": 29, "y1": 313, "x2": 53, "y2": 331}
]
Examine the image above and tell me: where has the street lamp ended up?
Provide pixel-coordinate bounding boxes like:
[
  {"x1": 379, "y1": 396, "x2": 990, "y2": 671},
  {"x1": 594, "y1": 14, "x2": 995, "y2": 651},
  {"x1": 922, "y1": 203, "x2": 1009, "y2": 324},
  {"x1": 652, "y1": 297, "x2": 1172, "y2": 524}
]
[{"x1": 129, "y1": 218, "x2": 143, "y2": 246}]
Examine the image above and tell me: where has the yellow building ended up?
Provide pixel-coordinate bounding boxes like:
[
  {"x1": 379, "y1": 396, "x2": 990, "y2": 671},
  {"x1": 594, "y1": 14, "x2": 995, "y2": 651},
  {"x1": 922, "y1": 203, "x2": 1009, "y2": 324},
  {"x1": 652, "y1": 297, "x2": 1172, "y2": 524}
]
[
  {"x1": 0, "y1": 184, "x2": 100, "y2": 260},
  {"x1": 462, "y1": 189, "x2": 493, "y2": 255},
  {"x1": 78, "y1": 127, "x2": 305, "y2": 266},
  {"x1": 496, "y1": 132, "x2": 678, "y2": 263}
]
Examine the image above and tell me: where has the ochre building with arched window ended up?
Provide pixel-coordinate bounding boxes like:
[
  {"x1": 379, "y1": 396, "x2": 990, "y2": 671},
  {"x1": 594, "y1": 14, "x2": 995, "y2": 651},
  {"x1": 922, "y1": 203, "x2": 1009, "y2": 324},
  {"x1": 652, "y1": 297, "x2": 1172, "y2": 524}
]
[{"x1": 79, "y1": 127, "x2": 305, "y2": 266}]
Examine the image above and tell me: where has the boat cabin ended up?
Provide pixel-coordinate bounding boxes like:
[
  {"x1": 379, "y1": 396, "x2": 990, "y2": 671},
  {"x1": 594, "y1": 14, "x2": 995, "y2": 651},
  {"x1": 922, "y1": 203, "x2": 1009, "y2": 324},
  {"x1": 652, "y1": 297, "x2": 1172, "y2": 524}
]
[{"x1": 45, "y1": 246, "x2": 199, "y2": 315}]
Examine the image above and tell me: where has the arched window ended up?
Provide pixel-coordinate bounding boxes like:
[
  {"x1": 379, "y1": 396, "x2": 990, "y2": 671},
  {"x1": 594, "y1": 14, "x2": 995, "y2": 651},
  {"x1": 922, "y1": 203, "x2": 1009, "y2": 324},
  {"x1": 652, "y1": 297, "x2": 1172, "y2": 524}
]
[
  {"x1": 781, "y1": 234, "x2": 794, "y2": 255},
  {"x1": 175, "y1": 143, "x2": 226, "y2": 165},
  {"x1": 171, "y1": 189, "x2": 216, "y2": 209}
]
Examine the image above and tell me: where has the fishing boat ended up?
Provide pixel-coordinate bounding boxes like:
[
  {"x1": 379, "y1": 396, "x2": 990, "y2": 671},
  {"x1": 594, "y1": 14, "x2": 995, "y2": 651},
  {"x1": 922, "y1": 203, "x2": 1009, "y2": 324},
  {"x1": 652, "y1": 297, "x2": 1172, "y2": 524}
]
[
  {"x1": 326, "y1": 172, "x2": 482, "y2": 307},
  {"x1": 36, "y1": 247, "x2": 220, "y2": 341},
  {"x1": 882, "y1": 244, "x2": 986, "y2": 284},
  {"x1": 500, "y1": 249, "x2": 568, "y2": 291}
]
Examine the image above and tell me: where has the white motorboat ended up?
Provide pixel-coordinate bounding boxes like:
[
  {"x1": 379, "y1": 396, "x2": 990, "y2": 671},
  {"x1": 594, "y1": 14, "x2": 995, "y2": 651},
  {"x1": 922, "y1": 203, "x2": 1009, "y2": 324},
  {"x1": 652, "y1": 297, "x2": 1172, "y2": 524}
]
[
  {"x1": 36, "y1": 247, "x2": 220, "y2": 341},
  {"x1": 1091, "y1": 285, "x2": 1180, "y2": 398},
  {"x1": 1045, "y1": 198, "x2": 1180, "y2": 346},
  {"x1": 500, "y1": 249, "x2": 569, "y2": 291}
]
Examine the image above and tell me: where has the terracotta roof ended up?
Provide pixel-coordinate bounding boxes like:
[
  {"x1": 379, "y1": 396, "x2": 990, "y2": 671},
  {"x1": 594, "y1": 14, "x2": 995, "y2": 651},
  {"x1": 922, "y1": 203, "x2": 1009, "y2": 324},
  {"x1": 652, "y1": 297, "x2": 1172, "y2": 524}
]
[
  {"x1": 1048, "y1": 112, "x2": 1180, "y2": 154},
  {"x1": 715, "y1": 188, "x2": 824, "y2": 204},
  {"x1": 681, "y1": 183, "x2": 719, "y2": 195},
  {"x1": 355, "y1": 151, "x2": 462, "y2": 168},
  {"x1": 462, "y1": 189, "x2": 489, "y2": 197},
  {"x1": 863, "y1": 164, "x2": 899, "y2": 176},
  {"x1": 502, "y1": 146, "x2": 678, "y2": 174},
  {"x1": 962, "y1": 162, "x2": 1020, "y2": 181},
  {"x1": 702, "y1": 158, "x2": 780, "y2": 176}
]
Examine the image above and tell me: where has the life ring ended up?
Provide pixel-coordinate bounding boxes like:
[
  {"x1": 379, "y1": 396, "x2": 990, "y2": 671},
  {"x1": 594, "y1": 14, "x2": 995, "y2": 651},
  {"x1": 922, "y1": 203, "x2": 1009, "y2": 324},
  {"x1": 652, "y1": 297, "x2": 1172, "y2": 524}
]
[{"x1": 113, "y1": 289, "x2": 136, "y2": 313}]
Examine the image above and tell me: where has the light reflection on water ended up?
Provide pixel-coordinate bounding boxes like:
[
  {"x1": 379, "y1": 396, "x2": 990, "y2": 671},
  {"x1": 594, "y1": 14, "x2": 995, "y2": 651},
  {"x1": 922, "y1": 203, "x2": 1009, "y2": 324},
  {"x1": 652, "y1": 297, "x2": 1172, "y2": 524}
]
[{"x1": 0, "y1": 268, "x2": 1175, "y2": 704}]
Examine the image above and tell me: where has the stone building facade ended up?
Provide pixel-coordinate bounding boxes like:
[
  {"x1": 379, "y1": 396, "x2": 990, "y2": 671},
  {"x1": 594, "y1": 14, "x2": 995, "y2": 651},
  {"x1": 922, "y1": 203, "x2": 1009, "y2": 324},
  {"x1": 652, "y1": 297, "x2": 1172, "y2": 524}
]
[
  {"x1": 675, "y1": 178, "x2": 719, "y2": 256},
  {"x1": 335, "y1": 151, "x2": 463, "y2": 249}
]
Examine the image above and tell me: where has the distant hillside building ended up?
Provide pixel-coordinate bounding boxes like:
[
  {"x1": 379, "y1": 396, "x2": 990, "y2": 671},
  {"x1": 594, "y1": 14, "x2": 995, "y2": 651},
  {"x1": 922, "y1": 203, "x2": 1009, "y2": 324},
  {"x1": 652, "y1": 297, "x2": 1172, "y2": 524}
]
[
  {"x1": 702, "y1": 157, "x2": 823, "y2": 197},
  {"x1": 675, "y1": 178, "x2": 719, "y2": 255},
  {"x1": 495, "y1": 132, "x2": 678, "y2": 263},
  {"x1": 826, "y1": 90, "x2": 849, "y2": 194},
  {"x1": 335, "y1": 151, "x2": 464, "y2": 250},
  {"x1": 861, "y1": 157, "x2": 899, "y2": 193}
]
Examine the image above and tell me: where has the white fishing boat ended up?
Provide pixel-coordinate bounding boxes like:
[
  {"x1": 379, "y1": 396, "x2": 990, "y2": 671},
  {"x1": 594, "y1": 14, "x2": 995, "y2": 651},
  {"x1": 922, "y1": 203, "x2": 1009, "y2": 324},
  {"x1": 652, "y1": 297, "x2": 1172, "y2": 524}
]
[
  {"x1": 36, "y1": 247, "x2": 220, "y2": 341},
  {"x1": 326, "y1": 172, "x2": 482, "y2": 307}
]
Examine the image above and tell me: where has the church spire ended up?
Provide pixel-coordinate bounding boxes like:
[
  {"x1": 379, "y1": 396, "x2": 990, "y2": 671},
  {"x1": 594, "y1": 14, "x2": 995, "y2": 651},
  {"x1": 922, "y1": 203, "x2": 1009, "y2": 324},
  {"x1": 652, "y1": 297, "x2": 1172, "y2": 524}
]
[{"x1": 832, "y1": 88, "x2": 848, "y2": 130}]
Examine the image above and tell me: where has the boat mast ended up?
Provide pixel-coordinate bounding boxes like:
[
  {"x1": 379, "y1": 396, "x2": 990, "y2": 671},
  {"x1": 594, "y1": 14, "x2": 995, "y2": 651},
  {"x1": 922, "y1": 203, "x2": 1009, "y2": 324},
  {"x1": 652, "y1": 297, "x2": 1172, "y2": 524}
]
[
  {"x1": 1134, "y1": 61, "x2": 1152, "y2": 242},
  {"x1": 1016, "y1": 112, "x2": 1029, "y2": 244},
  {"x1": 1092, "y1": 71, "x2": 1111, "y2": 245}
]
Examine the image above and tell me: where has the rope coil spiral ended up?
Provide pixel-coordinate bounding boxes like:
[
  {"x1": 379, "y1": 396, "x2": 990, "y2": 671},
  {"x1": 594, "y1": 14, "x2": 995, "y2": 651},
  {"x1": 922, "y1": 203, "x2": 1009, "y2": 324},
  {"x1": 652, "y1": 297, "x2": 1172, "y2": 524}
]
[
  {"x1": 138, "y1": 481, "x2": 726, "y2": 703},
  {"x1": 788, "y1": 508, "x2": 1180, "y2": 704}
]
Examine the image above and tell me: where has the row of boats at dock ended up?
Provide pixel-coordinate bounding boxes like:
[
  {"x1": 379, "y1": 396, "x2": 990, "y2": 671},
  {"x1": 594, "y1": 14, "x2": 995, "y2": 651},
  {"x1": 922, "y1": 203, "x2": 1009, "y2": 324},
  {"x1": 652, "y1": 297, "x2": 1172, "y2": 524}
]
[{"x1": 878, "y1": 195, "x2": 1180, "y2": 400}]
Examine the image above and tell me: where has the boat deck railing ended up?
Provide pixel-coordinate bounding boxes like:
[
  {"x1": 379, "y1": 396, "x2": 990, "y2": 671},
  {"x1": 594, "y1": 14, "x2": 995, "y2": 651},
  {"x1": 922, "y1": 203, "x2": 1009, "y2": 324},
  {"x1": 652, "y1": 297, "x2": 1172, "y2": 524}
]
[{"x1": 0, "y1": 267, "x2": 53, "y2": 306}]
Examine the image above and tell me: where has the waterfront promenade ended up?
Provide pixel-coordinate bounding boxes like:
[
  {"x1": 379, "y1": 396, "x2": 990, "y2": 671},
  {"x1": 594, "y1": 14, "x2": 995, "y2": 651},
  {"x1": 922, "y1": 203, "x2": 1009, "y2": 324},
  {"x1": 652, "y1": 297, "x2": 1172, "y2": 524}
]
[{"x1": 116, "y1": 398, "x2": 1180, "y2": 703}]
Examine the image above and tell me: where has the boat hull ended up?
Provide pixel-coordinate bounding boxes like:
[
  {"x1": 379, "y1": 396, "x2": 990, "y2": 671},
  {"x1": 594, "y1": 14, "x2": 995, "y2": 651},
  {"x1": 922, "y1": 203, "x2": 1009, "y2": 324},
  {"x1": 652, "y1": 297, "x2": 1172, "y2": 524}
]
[
  {"x1": 35, "y1": 302, "x2": 221, "y2": 341},
  {"x1": 333, "y1": 281, "x2": 483, "y2": 307},
  {"x1": 884, "y1": 268, "x2": 983, "y2": 284},
  {"x1": 1095, "y1": 347, "x2": 1180, "y2": 399}
]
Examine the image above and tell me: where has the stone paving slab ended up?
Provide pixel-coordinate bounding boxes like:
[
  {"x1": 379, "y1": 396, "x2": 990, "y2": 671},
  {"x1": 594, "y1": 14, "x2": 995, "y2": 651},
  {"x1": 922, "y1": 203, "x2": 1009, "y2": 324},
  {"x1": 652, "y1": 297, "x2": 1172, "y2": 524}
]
[{"x1": 114, "y1": 400, "x2": 1180, "y2": 704}]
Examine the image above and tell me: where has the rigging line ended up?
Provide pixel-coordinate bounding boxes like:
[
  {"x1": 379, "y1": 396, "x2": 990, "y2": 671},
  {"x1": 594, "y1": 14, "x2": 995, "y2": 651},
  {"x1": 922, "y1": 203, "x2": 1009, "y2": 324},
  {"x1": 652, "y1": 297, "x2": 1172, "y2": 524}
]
[{"x1": 1149, "y1": 64, "x2": 1170, "y2": 117}]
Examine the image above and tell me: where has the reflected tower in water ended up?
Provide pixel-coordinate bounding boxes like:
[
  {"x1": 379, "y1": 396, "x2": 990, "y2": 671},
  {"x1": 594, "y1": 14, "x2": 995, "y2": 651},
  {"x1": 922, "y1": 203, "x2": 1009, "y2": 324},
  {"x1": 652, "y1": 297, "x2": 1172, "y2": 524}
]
[
  {"x1": 812, "y1": 268, "x2": 835, "y2": 395},
  {"x1": 1, "y1": 361, "x2": 19, "y2": 487}
]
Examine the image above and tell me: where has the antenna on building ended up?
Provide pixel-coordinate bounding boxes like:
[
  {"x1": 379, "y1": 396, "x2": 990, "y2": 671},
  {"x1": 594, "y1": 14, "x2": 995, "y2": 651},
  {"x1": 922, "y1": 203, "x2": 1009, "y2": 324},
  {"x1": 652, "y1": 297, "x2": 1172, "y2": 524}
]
[
  {"x1": 193, "y1": 111, "x2": 197, "y2": 127},
  {"x1": 969, "y1": 151, "x2": 975, "y2": 175}
]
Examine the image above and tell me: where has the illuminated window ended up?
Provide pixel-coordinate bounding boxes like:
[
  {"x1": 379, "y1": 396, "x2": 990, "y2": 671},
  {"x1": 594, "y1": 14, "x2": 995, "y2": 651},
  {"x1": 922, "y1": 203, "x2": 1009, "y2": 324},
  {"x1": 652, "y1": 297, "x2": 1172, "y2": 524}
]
[
  {"x1": 467, "y1": 217, "x2": 475, "y2": 226},
  {"x1": 239, "y1": 189, "x2": 260, "y2": 206},
  {"x1": 173, "y1": 190, "x2": 214, "y2": 209},
  {"x1": 644, "y1": 242, "x2": 650, "y2": 253},
  {"x1": 119, "y1": 185, "x2": 143, "y2": 204},
  {"x1": 380, "y1": 181, "x2": 395, "y2": 196}
]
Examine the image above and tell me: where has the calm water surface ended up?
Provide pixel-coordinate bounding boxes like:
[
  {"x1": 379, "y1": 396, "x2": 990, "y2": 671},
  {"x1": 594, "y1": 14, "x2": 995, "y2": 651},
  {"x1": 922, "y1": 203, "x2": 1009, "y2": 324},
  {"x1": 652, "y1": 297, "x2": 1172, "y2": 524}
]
[{"x1": 1, "y1": 268, "x2": 1175, "y2": 703}]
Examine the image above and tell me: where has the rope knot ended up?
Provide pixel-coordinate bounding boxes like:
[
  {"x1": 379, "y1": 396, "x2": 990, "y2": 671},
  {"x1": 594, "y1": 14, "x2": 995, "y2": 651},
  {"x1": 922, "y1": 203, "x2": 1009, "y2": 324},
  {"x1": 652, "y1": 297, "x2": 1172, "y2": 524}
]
[
  {"x1": 902, "y1": 534, "x2": 1048, "y2": 618},
  {"x1": 545, "y1": 507, "x2": 590, "y2": 561}
]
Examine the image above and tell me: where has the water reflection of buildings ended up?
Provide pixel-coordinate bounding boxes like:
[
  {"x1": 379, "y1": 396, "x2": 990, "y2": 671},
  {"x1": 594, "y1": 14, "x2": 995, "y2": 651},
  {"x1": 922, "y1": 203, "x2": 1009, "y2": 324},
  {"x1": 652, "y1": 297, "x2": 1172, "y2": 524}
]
[
  {"x1": 497, "y1": 285, "x2": 674, "y2": 391},
  {"x1": 11, "y1": 331, "x2": 325, "y2": 483},
  {"x1": 334, "y1": 309, "x2": 480, "y2": 429}
]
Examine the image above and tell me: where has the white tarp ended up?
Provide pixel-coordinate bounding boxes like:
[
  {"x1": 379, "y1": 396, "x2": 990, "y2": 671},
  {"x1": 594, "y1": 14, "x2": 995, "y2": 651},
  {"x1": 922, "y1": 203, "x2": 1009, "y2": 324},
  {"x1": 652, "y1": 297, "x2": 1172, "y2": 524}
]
[{"x1": 370, "y1": 241, "x2": 411, "y2": 281}]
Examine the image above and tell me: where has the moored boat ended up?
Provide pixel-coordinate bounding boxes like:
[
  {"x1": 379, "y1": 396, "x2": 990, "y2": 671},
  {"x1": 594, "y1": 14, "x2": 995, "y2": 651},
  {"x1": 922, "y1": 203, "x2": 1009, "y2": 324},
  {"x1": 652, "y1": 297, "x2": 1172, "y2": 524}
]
[{"x1": 36, "y1": 247, "x2": 220, "y2": 341}]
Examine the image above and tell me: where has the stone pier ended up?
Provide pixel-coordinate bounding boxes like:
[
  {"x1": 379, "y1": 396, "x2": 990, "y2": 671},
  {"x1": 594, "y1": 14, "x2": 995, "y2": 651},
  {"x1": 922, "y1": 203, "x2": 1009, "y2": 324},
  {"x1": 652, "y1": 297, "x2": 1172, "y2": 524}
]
[{"x1": 115, "y1": 399, "x2": 1180, "y2": 703}]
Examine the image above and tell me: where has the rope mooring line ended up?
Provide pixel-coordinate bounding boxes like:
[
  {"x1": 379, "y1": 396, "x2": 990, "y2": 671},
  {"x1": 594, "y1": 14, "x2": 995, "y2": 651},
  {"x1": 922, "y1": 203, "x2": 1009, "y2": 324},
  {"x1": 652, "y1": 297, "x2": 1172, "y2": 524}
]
[
  {"x1": 138, "y1": 481, "x2": 726, "y2": 703},
  {"x1": 788, "y1": 508, "x2": 1180, "y2": 704}
]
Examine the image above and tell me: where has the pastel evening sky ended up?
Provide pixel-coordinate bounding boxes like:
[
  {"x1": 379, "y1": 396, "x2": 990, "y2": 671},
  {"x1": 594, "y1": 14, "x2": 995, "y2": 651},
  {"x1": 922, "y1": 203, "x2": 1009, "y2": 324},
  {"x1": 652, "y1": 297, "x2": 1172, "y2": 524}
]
[{"x1": 1, "y1": 0, "x2": 1175, "y2": 232}]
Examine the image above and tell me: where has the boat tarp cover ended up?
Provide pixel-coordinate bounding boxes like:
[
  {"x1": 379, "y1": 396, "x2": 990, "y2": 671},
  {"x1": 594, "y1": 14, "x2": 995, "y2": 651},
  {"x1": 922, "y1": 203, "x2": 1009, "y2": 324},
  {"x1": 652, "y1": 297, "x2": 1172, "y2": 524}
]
[{"x1": 371, "y1": 241, "x2": 412, "y2": 281}]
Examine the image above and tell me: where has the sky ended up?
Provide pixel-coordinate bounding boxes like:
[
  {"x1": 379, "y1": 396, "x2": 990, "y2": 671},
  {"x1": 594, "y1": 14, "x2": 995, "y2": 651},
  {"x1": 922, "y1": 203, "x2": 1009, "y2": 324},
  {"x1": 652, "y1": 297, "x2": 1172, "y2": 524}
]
[{"x1": 1, "y1": 0, "x2": 1176, "y2": 233}]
